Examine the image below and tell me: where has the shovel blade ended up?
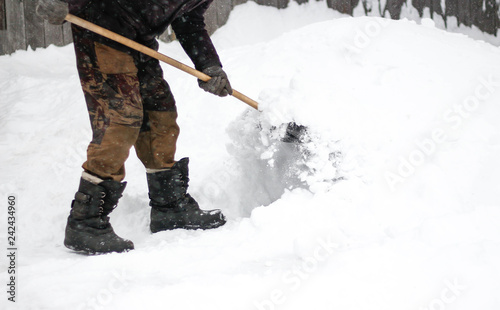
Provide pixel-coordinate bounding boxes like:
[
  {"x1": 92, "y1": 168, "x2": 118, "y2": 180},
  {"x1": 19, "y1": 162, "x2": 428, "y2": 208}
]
[{"x1": 281, "y1": 122, "x2": 308, "y2": 143}]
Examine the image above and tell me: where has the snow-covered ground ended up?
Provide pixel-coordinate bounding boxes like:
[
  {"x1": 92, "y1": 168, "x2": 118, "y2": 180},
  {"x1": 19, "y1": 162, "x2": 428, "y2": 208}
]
[{"x1": 2, "y1": 1, "x2": 500, "y2": 309}]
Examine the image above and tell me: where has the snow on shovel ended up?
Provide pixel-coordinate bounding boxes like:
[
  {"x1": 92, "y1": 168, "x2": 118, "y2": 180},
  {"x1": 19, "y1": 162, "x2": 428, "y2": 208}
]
[{"x1": 64, "y1": 14, "x2": 307, "y2": 143}]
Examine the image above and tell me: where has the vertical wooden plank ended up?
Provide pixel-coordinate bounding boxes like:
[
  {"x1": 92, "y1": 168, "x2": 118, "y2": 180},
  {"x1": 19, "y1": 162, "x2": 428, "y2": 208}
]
[
  {"x1": 411, "y1": 0, "x2": 425, "y2": 17},
  {"x1": 481, "y1": 0, "x2": 499, "y2": 34},
  {"x1": 456, "y1": 0, "x2": 472, "y2": 26},
  {"x1": 62, "y1": 21, "x2": 73, "y2": 45},
  {"x1": 385, "y1": 0, "x2": 406, "y2": 19},
  {"x1": 280, "y1": 0, "x2": 290, "y2": 8},
  {"x1": 428, "y1": 0, "x2": 444, "y2": 20},
  {"x1": 277, "y1": 0, "x2": 290, "y2": 9},
  {"x1": 444, "y1": 0, "x2": 457, "y2": 18},
  {"x1": 255, "y1": 0, "x2": 271, "y2": 7},
  {"x1": 327, "y1": 0, "x2": 353, "y2": 15},
  {"x1": 256, "y1": 0, "x2": 289, "y2": 9},
  {"x1": 0, "y1": 32, "x2": 6, "y2": 55},
  {"x1": 160, "y1": 0, "x2": 234, "y2": 43},
  {"x1": 232, "y1": 0, "x2": 248, "y2": 6},
  {"x1": 0, "y1": 0, "x2": 6, "y2": 30},
  {"x1": 410, "y1": 0, "x2": 444, "y2": 19},
  {"x1": 204, "y1": 0, "x2": 218, "y2": 35},
  {"x1": 471, "y1": 0, "x2": 499, "y2": 35},
  {"x1": 24, "y1": 0, "x2": 45, "y2": 50},
  {"x1": 216, "y1": 0, "x2": 233, "y2": 27},
  {"x1": 470, "y1": 0, "x2": 482, "y2": 25},
  {"x1": 5, "y1": 0, "x2": 26, "y2": 52},
  {"x1": 43, "y1": 21, "x2": 64, "y2": 47},
  {"x1": 0, "y1": 0, "x2": 6, "y2": 55}
]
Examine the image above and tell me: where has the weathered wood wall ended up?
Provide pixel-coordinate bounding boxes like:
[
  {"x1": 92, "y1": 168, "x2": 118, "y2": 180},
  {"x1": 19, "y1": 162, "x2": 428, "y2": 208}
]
[
  {"x1": 0, "y1": 0, "x2": 6, "y2": 30},
  {"x1": 1, "y1": 0, "x2": 499, "y2": 56},
  {"x1": 331, "y1": 0, "x2": 500, "y2": 35},
  {"x1": 0, "y1": 0, "x2": 245, "y2": 55},
  {"x1": 0, "y1": 0, "x2": 73, "y2": 55}
]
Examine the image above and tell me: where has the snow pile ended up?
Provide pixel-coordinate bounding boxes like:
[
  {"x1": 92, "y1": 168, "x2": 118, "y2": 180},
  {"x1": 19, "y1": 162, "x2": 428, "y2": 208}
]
[{"x1": 1, "y1": 1, "x2": 500, "y2": 310}]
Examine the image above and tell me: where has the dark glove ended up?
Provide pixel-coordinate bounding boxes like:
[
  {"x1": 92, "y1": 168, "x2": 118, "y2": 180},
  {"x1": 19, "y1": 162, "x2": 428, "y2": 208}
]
[
  {"x1": 36, "y1": 0, "x2": 69, "y2": 25},
  {"x1": 198, "y1": 66, "x2": 233, "y2": 97}
]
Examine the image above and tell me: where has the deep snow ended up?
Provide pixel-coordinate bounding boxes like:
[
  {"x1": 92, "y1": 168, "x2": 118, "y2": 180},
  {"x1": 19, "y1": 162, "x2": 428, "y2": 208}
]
[{"x1": 1, "y1": 1, "x2": 500, "y2": 310}]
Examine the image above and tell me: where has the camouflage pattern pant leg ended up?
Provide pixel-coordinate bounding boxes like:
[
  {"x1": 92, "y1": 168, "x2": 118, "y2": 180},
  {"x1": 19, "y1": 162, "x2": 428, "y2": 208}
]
[
  {"x1": 134, "y1": 57, "x2": 179, "y2": 170},
  {"x1": 72, "y1": 26, "x2": 179, "y2": 181}
]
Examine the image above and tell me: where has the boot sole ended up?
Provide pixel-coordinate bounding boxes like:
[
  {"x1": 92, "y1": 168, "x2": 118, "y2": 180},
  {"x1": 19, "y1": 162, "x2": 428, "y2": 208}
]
[
  {"x1": 150, "y1": 218, "x2": 226, "y2": 233},
  {"x1": 64, "y1": 225, "x2": 134, "y2": 255},
  {"x1": 64, "y1": 241, "x2": 133, "y2": 255}
]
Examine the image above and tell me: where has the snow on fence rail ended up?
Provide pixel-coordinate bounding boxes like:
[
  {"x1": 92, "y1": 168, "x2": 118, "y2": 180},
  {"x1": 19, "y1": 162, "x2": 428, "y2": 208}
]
[{"x1": 1, "y1": 0, "x2": 499, "y2": 56}]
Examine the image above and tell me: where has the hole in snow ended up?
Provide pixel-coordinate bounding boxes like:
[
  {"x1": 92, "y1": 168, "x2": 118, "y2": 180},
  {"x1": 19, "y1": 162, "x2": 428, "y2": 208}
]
[{"x1": 201, "y1": 109, "x2": 344, "y2": 218}]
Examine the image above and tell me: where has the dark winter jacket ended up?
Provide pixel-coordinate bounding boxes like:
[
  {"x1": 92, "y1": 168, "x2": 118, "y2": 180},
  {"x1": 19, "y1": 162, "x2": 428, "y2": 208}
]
[{"x1": 65, "y1": 0, "x2": 221, "y2": 70}]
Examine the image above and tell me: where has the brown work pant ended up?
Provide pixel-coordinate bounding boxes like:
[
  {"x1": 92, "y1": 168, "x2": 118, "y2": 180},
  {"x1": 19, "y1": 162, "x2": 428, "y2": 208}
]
[{"x1": 72, "y1": 26, "x2": 179, "y2": 182}]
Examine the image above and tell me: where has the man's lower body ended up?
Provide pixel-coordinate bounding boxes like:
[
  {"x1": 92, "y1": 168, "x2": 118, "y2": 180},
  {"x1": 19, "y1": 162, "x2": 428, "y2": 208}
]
[{"x1": 63, "y1": 26, "x2": 225, "y2": 254}]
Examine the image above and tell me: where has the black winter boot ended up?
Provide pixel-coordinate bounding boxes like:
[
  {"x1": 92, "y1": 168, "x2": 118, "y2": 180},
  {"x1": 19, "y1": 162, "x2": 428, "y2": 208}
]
[
  {"x1": 147, "y1": 158, "x2": 226, "y2": 233},
  {"x1": 64, "y1": 176, "x2": 134, "y2": 254}
]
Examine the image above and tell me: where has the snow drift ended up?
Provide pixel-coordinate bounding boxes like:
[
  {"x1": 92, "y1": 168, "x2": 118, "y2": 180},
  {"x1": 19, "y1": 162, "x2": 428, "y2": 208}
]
[{"x1": 1, "y1": 1, "x2": 500, "y2": 310}]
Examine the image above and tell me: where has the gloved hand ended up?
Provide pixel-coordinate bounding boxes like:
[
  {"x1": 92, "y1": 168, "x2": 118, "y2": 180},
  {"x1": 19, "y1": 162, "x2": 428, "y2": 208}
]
[
  {"x1": 36, "y1": 0, "x2": 69, "y2": 25},
  {"x1": 198, "y1": 66, "x2": 233, "y2": 97}
]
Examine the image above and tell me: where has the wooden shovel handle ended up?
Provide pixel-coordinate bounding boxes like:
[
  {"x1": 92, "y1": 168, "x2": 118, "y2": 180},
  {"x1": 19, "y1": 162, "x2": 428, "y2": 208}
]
[{"x1": 65, "y1": 14, "x2": 259, "y2": 110}]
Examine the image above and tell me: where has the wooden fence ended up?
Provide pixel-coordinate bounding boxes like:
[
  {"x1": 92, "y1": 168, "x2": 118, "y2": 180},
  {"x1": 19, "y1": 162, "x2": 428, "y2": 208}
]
[
  {"x1": 327, "y1": 0, "x2": 499, "y2": 34},
  {"x1": 0, "y1": 0, "x2": 247, "y2": 55},
  {"x1": 1, "y1": 0, "x2": 499, "y2": 56},
  {"x1": 0, "y1": 0, "x2": 72, "y2": 55}
]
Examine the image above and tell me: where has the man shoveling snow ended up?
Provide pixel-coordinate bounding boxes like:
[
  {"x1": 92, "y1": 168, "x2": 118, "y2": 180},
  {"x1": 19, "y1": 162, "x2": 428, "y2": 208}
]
[{"x1": 36, "y1": 0, "x2": 233, "y2": 254}]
